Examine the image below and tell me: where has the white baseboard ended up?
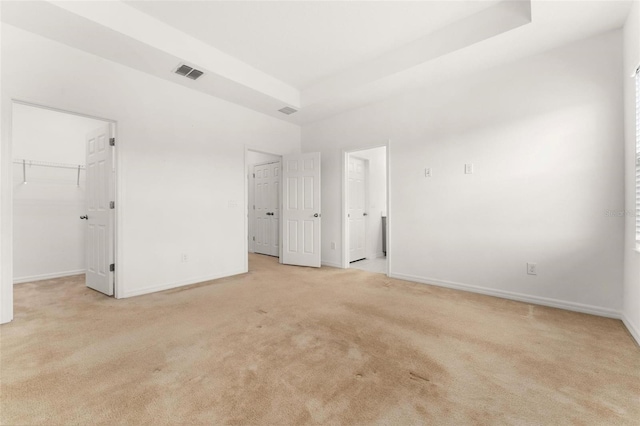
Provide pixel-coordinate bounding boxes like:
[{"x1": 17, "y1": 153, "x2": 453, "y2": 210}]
[
  {"x1": 14, "y1": 269, "x2": 85, "y2": 284},
  {"x1": 622, "y1": 314, "x2": 640, "y2": 346},
  {"x1": 122, "y1": 268, "x2": 247, "y2": 298},
  {"x1": 321, "y1": 260, "x2": 342, "y2": 268},
  {"x1": 388, "y1": 272, "x2": 621, "y2": 319}
]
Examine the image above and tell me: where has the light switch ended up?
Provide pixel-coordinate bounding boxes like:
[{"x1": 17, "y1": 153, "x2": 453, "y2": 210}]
[
  {"x1": 425, "y1": 168, "x2": 432, "y2": 178},
  {"x1": 465, "y1": 164, "x2": 474, "y2": 174}
]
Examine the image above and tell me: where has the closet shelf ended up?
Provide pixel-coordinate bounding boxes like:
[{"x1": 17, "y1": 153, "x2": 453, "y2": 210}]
[{"x1": 13, "y1": 159, "x2": 85, "y2": 186}]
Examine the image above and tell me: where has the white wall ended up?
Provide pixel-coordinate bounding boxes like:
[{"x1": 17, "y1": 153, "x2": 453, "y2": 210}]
[
  {"x1": 350, "y1": 147, "x2": 387, "y2": 259},
  {"x1": 12, "y1": 104, "x2": 107, "y2": 283},
  {"x1": 623, "y1": 1, "x2": 640, "y2": 345},
  {"x1": 1, "y1": 24, "x2": 300, "y2": 320},
  {"x1": 303, "y1": 30, "x2": 625, "y2": 316},
  {"x1": 247, "y1": 150, "x2": 281, "y2": 253}
]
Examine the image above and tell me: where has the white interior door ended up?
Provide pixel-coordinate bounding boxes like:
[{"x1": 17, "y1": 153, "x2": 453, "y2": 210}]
[
  {"x1": 348, "y1": 156, "x2": 367, "y2": 262},
  {"x1": 254, "y1": 161, "x2": 280, "y2": 257},
  {"x1": 84, "y1": 124, "x2": 114, "y2": 295},
  {"x1": 282, "y1": 152, "x2": 321, "y2": 267},
  {"x1": 270, "y1": 162, "x2": 281, "y2": 257}
]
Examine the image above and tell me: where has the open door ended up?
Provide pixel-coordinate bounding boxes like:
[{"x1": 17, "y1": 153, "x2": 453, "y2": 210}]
[
  {"x1": 348, "y1": 156, "x2": 367, "y2": 262},
  {"x1": 84, "y1": 124, "x2": 114, "y2": 295},
  {"x1": 282, "y1": 152, "x2": 321, "y2": 267},
  {"x1": 254, "y1": 161, "x2": 280, "y2": 257}
]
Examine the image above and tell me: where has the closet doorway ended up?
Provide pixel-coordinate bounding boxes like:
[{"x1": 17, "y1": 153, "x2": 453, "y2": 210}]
[
  {"x1": 11, "y1": 102, "x2": 117, "y2": 297},
  {"x1": 245, "y1": 148, "x2": 323, "y2": 270},
  {"x1": 247, "y1": 150, "x2": 282, "y2": 260}
]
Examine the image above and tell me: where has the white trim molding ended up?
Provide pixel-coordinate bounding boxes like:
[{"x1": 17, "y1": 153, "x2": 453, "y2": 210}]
[
  {"x1": 622, "y1": 314, "x2": 640, "y2": 347},
  {"x1": 13, "y1": 270, "x2": 86, "y2": 285},
  {"x1": 389, "y1": 272, "x2": 621, "y2": 319},
  {"x1": 321, "y1": 260, "x2": 342, "y2": 268},
  {"x1": 122, "y1": 269, "x2": 246, "y2": 298}
]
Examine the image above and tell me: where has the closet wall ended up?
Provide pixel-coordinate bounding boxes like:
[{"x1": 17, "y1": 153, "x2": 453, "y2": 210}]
[{"x1": 12, "y1": 103, "x2": 108, "y2": 283}]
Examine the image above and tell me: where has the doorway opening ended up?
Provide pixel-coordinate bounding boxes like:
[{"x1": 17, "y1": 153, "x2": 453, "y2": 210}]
[
  {"x1": 245, "y1": 148, "x2": 323, "y2": 271},
  {"x1": 343, "y1": 145, "x2": 389, "y2": 274},
  {"x1": 247, "y1": 149, "x2": 282, "y2": 261},
  {"x1": 10, "y1": 102, "x2": 117, "y2": 303}
]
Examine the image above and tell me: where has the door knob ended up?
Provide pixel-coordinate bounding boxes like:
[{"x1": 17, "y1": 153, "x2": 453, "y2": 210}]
[
  {"x1": 80, "y1": 215, "x2": 88, "y2": 220},
  {"x1": 363, "y1": 213, "x2": 368, "y2": 216},
  {"x1": 314, "y1": 213, "x2": 320, "y2": 218}
]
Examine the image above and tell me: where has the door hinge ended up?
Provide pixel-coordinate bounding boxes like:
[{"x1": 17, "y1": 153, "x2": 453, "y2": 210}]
[
  {"x1": 109, "y1": 263, "x2": 115, "y2": 272},
  {"x1": 253, "y1": 173, "x2": 255, "y2": 178},
  {"x1": 109, "y1": 137, "x2": 115, "y2": 146},
  {"x1": 110, "y1": 201, "x2": 115, "y2": 209},
  {"x1": 252, "y1": 236, "x2": 255, "y2": 241},
  {"x1": 253, "y1": 205, "x2": 255, "y2": 210}
]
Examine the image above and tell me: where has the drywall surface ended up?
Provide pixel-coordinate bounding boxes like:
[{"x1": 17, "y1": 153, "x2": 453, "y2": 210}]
[
  {"x1": 351, "y1": 147, "x2": 387, "y2": 259},
  {"x1": 12, "y1": 104, "x2": 107, "y2": 283},
  {"x1": 303, "y1": 30, "x2": 625, "y2": 315},
  {"x1": 623, "y1": 1, "x2": 640, "y2": 344},
  {"x1": 247, "y1": 150, "x2": 281, "y2": 253},
  {"x1": 1, "y1": 25, "x2": 300, "y2": 310}
]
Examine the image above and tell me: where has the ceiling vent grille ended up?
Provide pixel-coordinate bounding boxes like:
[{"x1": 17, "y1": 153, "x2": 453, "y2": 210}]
[
  {"x1": 278, "y1": 106, "x2": 298, "y2": 115},
  {"x1": 174, "y1": 63, "x2": 204, "y2": 80}
]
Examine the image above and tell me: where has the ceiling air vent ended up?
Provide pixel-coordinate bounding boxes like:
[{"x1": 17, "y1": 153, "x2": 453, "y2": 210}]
[
  {"x1": 174, "y1": 63, "x2": 204, "y2": 80},
  {"x1": 278, "y1": 106, "x2": 297, "y2": 115}
]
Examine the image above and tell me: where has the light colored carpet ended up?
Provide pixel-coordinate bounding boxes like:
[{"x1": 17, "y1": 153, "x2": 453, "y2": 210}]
[{"x1": 1, "y1": 254, "x2": 638, "y2": 425}]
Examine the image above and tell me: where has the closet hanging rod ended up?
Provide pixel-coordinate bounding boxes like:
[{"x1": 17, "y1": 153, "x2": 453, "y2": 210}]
[
  {"x1": 13, "y1": 159, "x2": 85, "y2": 186},
  {"x1": 12, "y1": 159, "x2": 85, "y2": 170}
]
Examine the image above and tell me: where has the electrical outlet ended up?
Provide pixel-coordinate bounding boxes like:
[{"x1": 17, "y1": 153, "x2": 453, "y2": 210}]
[
  {"x1": 331, "y1": 242, "x2": 336, "y2": 250},
  {"x1": 425, "y1": 168, "x2": 432, "y2": 178},
  {"x1": 465, "y1": 163, "x2": 474, "y2": 174},
  {"x1": 527, "y1": 262, "x2": 537, "y2": 275},
  {"x1": 182, "y1": 253, "x2": 189, "y2": 263}
]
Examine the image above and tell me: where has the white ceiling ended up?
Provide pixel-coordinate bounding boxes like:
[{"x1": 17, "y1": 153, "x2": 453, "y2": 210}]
[
  {"x1": 1, "y1": 1, "x2": 634, "y2": 125},
  {"x1": 125, "y1": 1, "x2": 500, "y2": 89}
]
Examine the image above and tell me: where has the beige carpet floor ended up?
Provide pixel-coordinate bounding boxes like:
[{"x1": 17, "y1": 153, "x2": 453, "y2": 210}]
[{"x1": 1, "y1": 254, "x2": 639, "y2": 425}]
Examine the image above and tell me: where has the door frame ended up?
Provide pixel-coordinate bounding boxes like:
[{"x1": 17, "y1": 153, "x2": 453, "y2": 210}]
[
  {"x1": 244, "y1": 147, "x2": 284, "y2": 270},
  {"x1": 1, "y1": 99, "x2": 120, "y2": 323},
  {"x1": 341, "y1": 141, "x2": 391, "y2": 274}
]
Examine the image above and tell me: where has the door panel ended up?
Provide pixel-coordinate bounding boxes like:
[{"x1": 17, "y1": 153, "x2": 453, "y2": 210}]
[
  {"x1": 270, "y1": 163, "x2": 280, "y2": 256},
  {"x1": 282, "y1": 152, "x2": 321, "y2": 267},
  {"x1": 349, "y1": 156, "x2": 367, "y2": 262},
  {"x1": 254, "y1": 163, "x2": 270, "y2": 255},
  {"x1": 85, "y1": 125, "x2": 114, "y2": 295},
  {"x1": 253, "y1": 161, "x2": 280, "y2": 257}
]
